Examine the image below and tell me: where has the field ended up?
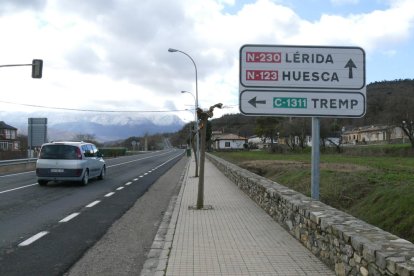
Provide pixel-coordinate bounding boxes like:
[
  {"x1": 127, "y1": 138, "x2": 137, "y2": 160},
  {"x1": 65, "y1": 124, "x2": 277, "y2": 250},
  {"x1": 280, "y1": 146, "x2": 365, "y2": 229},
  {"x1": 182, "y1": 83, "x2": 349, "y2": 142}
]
[{"x1": 212, "y1": 146, "x2": 414, "y2": 243}]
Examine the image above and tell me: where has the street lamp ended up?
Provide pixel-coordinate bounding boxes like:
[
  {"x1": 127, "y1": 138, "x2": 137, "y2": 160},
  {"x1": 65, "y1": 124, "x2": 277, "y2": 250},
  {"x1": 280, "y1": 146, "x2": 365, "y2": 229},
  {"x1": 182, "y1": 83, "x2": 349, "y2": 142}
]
[
  {"x1": 181, "y1": 91, "x2": 197, "y2": 123},
  {"x1": 169, "y1": 48, "x2": 200, "y2": 174},
  {"x1": 168, "y1": 49, "x2": 198, "y2": 109}
]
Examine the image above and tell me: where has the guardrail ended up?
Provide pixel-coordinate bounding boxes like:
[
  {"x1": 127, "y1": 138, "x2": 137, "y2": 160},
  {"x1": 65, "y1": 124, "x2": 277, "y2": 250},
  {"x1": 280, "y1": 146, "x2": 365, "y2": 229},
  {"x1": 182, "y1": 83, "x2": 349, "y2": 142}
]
[{"x1": 0, "y1": 158, "x2": 37, "y2": 167}]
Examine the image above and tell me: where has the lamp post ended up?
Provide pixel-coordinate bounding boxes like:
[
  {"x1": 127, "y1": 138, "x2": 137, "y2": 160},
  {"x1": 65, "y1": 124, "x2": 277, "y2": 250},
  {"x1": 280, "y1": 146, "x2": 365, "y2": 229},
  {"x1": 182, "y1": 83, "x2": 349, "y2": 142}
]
[
  {"x1": 168, "y1": 48, "x2": 200, "y2": 174},
  {"x1": 181, "y1": 90, "x2": 196, "y2": 122}
]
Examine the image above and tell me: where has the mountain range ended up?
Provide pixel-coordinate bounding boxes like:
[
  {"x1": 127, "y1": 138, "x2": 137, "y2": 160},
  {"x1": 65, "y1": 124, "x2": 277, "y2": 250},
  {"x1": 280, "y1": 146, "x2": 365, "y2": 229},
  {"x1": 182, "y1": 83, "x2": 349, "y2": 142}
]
[{"x1": 1, "y1": 111, "x2": 185, "y2": 142}]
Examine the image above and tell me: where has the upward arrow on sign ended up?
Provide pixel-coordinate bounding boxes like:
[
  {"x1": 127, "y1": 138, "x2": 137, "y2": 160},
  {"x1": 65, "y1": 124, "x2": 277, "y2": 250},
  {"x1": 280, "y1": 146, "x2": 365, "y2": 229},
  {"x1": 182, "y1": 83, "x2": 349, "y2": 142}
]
[{"x1": 344, "y1": 59, "x2": 357, "y2": 79}]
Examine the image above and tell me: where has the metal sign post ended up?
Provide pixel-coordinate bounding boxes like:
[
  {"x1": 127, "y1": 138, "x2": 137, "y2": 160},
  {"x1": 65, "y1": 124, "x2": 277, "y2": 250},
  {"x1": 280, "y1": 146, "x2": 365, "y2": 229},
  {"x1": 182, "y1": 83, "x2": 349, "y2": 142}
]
[{"x1": 311, "y1": 117, "x2": 320, "y2": 200}]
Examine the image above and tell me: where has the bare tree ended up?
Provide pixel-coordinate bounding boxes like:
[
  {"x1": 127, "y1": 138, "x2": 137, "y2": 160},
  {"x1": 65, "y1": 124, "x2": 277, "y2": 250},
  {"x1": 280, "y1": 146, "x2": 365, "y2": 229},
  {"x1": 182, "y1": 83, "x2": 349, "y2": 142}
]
[{"x1": 72, "y1": 134, "x2": 100, "y2": 146}]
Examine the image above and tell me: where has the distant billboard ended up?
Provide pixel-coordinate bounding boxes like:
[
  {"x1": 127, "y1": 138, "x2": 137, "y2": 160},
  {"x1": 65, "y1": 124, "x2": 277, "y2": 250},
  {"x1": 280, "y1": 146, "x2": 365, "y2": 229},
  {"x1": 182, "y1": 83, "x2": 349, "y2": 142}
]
[{"x1": 28, "y1": 118, "x2": 47, "y2": 148}]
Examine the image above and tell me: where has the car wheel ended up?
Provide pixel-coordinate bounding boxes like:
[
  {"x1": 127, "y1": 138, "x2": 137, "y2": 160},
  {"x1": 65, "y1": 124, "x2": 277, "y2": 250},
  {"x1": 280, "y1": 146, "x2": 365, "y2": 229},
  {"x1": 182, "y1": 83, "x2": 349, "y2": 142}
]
[
  {"x1": 81, "y1": 170, "x2": 89, "y2": 186},
  {"x1": 98, "y1": 166, "x2": 106, "y2": 180},
  {"x1": 38, "y1": 180, "x2": 48, "y2": 186}
]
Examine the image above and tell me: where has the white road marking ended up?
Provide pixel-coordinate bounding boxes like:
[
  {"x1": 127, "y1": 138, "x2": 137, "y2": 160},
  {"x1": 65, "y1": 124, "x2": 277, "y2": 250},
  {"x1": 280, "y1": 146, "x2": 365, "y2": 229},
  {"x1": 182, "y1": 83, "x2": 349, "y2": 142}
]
[
  {"x1": 18, "y1": 231, "x2": 49, "y2": 246},
  {"x1": 116, "y1": 187, "x2": 124, "y2": 191},
  {"x1": 0, "y1": 183, "x2": 37, "y2": 194},
  {"x1": 0, "y1": 151, "x2": 184, "y2": 196},
  {"x1": 59, "y1": 213, "x2": 80, "y2": 223},
  {"x1": 107, "y1": 151, "x2": 172, "y2": 168},
  {"x1": 5, "y1": 151, "x2": 184, "y2": 248},
  {"x1": 0, "y1": 171, "x2": 35, "y2": 178},
  {"x1": 86, "y1": 200, "x2": 100, "y2": 208}
]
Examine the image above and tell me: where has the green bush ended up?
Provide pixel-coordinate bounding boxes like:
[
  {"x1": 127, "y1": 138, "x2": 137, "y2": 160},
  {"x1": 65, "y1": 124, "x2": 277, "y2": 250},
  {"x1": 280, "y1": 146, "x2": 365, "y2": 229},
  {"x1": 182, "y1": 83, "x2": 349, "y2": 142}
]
[{"x1": 99, "y1": 147, "x2": 127, "y2": 157}]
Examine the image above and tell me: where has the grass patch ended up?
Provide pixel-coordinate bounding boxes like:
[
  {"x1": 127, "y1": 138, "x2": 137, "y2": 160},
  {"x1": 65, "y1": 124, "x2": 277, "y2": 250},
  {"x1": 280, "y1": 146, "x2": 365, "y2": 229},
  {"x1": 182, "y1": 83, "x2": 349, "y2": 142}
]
[{"x1": 212, "y1": 150, "x2": 414, "y2": 243}]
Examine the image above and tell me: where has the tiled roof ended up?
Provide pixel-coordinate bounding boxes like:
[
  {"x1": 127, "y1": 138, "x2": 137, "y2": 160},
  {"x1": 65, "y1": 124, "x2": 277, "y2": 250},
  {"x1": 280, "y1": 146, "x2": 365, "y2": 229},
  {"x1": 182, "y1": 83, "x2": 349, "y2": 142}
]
[
  {"x1": 213, "y1": 134, "x2": 247, "y2": 140},
  {"x1": 0, "y1": 121, "x2": 17, "y2": 130}
]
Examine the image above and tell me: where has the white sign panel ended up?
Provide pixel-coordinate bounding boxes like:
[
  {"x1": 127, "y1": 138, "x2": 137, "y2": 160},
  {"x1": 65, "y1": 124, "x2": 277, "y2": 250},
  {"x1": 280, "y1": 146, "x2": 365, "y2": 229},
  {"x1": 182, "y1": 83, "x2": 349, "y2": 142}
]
[
  {"x1": 239, "y1": 44, "x2": 366, "y2": 117},
  {"x1": 240, "y1": 45, "x2": 365, "y2": 90},
  {"x1": 240, "y1": 89, "x2": 366, "y2": 117}
]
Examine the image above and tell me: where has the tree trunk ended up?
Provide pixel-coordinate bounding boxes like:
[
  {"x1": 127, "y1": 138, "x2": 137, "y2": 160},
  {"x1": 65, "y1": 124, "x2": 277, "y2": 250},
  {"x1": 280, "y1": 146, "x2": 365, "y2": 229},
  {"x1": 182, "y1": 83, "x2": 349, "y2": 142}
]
[
  {"x1": 191, "y1": 131, "x2": 199, "y2": 177},
  {"x1": 197, "y1": 118, "x2": 207, "y2": 209}
]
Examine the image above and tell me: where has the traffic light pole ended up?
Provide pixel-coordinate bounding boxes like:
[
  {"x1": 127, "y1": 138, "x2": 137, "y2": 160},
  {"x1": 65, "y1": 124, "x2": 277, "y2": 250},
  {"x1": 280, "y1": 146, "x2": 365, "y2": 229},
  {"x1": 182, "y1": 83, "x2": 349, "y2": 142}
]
[{"x1": 0, "y1": 59, "x2": 43, "y2": 78}]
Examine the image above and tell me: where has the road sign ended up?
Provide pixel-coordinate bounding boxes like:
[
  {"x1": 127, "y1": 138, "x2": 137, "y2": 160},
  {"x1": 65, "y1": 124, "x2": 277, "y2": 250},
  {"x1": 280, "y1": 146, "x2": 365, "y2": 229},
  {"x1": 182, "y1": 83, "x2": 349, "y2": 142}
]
[
  {"x1": 239, "y1": 44, "x2": 366, "y2": 118},
  {"x1": 240, "y1": 45, "x2": 365, "y2": 90},
  {"x1": 28, "y1": 118, "x2": 47, "y2": 148},
  {"x1": 240, "y1": 89, "x2": 366, "y2": 117}
]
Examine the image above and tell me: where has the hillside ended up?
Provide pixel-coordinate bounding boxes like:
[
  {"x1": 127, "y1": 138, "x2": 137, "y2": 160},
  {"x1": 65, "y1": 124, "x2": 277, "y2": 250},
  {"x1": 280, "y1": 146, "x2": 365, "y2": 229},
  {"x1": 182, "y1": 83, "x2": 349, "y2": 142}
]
[
  {"x1": 2, "y1": 112, "x2": 185, "y2": 142},
  {"x1": 210, "y1": 79, "x2": 414, "y2": 136}
]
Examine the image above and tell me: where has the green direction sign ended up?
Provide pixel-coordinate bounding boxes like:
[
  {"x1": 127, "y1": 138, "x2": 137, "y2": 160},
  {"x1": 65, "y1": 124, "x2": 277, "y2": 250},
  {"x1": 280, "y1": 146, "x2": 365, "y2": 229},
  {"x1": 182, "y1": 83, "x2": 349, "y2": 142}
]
[{"x1": 273, "y1": 97, "x2": 307, "y2": 109}]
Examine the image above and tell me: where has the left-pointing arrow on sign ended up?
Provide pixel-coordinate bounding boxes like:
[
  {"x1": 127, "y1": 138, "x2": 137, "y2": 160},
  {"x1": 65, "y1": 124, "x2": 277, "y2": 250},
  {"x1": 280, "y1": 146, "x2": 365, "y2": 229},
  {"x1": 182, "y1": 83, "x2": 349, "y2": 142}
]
[{"x1": 248, "y1": 96, "x2": 266, "y2": 107}]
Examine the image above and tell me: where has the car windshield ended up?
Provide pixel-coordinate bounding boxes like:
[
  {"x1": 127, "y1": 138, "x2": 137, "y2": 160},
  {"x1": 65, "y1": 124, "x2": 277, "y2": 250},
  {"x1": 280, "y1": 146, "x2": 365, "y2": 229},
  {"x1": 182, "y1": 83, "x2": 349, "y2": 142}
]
[{"x1": 39, "y1": 145, "x2": 79, "y2": 160}]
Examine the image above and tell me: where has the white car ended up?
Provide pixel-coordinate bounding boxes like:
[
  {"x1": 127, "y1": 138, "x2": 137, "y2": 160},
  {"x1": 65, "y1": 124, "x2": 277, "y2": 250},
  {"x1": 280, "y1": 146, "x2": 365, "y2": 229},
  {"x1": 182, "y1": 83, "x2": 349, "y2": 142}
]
[{"x1": 36, "y1": 141, "x2": 106, "y2": 186}]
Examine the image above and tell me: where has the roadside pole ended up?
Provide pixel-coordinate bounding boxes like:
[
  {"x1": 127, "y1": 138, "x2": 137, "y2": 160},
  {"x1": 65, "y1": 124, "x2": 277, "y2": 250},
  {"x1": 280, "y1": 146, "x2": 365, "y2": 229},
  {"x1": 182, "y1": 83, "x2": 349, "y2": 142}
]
[
  {"x1": 311, "y1": 117, "x2": 320, "y2": 200},
  {"x1": 191, "y1": 103, "x2": 223, "y2": 210},
  {"x1": 197, "y1": 118, "x2": 207, "y2": 209}
]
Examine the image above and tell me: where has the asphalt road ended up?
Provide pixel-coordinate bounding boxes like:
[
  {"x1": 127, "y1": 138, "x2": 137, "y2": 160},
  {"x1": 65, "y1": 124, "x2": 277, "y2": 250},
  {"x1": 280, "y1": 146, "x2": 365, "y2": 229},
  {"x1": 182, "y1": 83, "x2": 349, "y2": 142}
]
[{"x1": 0, "y1": 149, "x2": 186, "y2": 276}]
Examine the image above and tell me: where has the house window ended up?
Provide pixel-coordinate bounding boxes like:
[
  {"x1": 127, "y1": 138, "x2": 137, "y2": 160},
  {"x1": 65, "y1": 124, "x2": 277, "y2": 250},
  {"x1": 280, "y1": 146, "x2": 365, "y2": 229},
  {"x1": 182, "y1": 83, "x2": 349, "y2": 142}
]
[
  {"x1": 225, "y1": 142, "x2": 230, "y2": 148},
  {"x1": 2, "y1": 129, "x2": 16, "y2": 139},
  {"x1": 0, "y1": 142, "x2": 11, "y2": 150}
]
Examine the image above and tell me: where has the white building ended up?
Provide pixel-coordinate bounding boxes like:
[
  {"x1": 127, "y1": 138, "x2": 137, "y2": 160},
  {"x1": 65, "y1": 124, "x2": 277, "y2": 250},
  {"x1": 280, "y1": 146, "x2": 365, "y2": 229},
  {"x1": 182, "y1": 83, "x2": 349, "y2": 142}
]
[
  {"x1": 212, "y1": 134, "x2": 247, "y2": 150},
  {"x1": 342, "y1": 125, "x2": 408, "y2": 144}
]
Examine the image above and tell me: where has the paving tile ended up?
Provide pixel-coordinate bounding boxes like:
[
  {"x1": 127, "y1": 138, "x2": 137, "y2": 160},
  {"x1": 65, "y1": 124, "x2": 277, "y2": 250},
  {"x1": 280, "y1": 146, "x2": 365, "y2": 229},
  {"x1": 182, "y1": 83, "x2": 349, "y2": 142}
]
[{"x1": 165, "y1": 157, "x2": 334, "y2": 276}]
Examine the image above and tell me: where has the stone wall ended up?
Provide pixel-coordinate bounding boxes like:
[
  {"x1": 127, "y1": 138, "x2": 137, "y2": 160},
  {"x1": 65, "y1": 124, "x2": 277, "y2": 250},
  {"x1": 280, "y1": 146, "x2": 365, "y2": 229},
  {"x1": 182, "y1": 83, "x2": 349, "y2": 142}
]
[{"x1": 207, "y1": 154, "x2": 414, "y2": 276}]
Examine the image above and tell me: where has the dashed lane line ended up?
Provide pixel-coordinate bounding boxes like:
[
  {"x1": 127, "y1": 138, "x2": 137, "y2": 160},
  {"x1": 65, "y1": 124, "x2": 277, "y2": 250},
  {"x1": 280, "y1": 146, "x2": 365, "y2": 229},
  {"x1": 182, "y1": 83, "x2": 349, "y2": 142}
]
[
  {"x1": 13, "y1": 152, "x2": 185, "y2": 248},
  {"x1": 0, "y1": 183, "x2": 37, "y2": 194},
  {"x1": 0, "y1": 150, "x2": 181, "y2": 195},
  {"x1": 18, "y1": 231, "x2": 49, "y2": 247},
  {"x1": 59, "y1": 213, "x2": 80, "y2": 223},
  {"x1": 86, "y1": 200, "x2": 101, "y2": 208}
]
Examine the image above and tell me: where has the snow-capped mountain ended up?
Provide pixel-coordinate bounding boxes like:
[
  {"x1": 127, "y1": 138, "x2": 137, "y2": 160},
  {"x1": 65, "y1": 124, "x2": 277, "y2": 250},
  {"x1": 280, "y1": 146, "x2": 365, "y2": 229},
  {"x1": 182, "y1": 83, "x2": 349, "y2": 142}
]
[{"x1": 1, "y1": 111, "x2": 185, "y2": 142}]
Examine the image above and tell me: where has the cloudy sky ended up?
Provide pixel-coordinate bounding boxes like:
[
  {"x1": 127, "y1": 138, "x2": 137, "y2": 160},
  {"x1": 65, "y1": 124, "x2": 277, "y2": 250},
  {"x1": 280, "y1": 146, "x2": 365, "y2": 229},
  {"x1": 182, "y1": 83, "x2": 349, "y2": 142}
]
[{"x1": 1, "y1": 0, "x2": 413, "y2": 122}]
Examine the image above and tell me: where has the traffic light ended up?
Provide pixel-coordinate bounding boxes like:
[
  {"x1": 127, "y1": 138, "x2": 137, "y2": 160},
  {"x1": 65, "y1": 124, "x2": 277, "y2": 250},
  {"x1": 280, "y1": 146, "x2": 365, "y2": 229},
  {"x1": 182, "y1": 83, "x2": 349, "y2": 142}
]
[{"x1": 32, "y1": 59, "x2": 43, "y2": 78}]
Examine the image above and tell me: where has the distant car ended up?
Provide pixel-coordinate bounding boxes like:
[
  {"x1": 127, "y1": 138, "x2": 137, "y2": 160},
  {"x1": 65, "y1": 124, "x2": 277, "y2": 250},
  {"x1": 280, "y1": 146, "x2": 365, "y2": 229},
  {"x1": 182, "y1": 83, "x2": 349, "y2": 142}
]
[{"x1": 36, "y1": 141, "x2": 106, "y2": 186}]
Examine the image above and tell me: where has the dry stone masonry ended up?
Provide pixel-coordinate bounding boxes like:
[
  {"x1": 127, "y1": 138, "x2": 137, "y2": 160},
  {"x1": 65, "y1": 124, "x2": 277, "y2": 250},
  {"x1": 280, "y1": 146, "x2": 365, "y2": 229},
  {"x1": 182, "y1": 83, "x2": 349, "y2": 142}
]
[{"x1": 207, "y1": 154, "x2": 414, "y2": 276}]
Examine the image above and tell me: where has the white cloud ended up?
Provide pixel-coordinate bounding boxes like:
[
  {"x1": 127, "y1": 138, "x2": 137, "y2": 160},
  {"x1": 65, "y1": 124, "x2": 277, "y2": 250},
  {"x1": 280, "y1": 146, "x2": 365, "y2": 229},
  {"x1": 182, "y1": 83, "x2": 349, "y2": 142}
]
[
  {"x1": 1, "y1": 0, "x2": 414, "y2": 122},
  {"x1": 259, "y1": 0, "x2": 414, "y2": 53},
  {"x1": 330, "y1": 0, "x2": 359, "y2": 6}
]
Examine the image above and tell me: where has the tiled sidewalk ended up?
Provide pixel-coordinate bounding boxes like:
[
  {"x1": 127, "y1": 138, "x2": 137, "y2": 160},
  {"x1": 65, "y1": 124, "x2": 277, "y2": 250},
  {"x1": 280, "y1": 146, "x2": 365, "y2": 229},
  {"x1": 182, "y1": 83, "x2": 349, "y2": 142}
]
[{"x1": 165, "y1": 157, "x2": 334, "y2": 276}]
